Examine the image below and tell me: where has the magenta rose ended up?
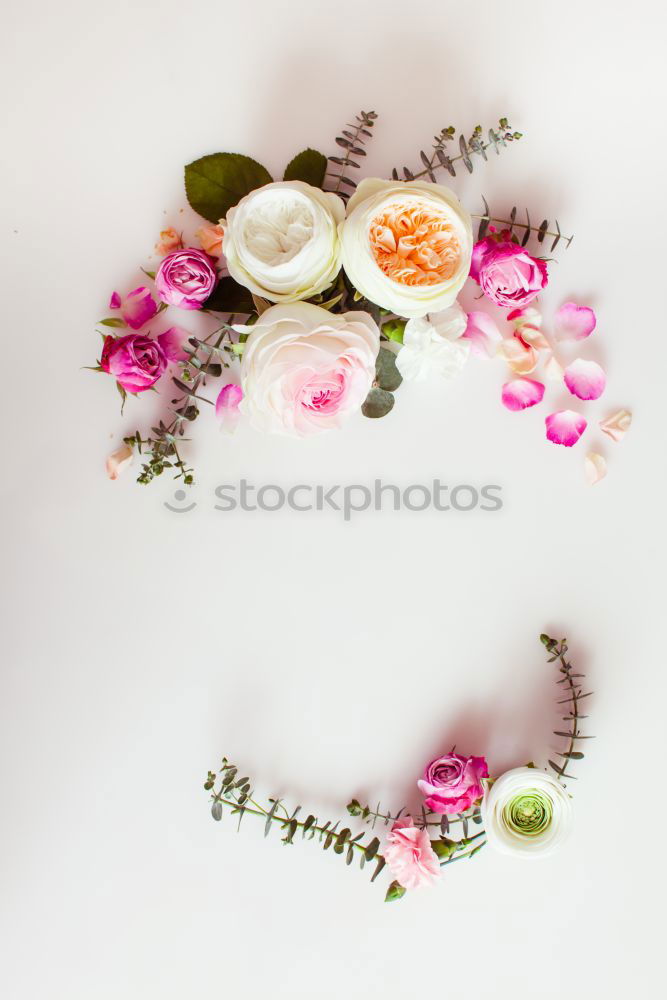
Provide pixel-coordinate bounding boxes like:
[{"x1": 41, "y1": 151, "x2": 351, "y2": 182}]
[
  {"x1": 101, "y1": 333, "x2": 168, "y2": 393},
  {"x1": 470, "y1": 231, "x2": 548, "y2": 309},
  {"x1": 417, "y1": 752, "x2": 489, "y2": 815},
  {"x1": 155, "y1": 247, "x2": 217, "y2": 309}
]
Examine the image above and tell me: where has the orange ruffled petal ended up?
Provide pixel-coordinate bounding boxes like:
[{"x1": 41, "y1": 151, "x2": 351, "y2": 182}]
[{"x1": 369, "y1": 202, "x2": 462, "y2": 287}]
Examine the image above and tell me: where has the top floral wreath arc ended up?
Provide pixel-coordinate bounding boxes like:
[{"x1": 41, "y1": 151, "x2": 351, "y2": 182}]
[{"x1": 94, "y1": 111, "x2": 630, "y2": 486}]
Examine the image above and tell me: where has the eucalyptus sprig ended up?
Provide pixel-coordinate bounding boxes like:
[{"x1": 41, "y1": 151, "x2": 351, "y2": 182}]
[
  {"x1": 475, "y1": 197, "x2": 574, "y2": 252},
  {"x1": 541, "y1": 634, "x2": 594, "y2": 783},
  {"x1": 326, "y1": 110, "x2": 378, "y2": 201},
  {"x1": 392, "y1": 117, "x2": 521, "y2": 183}
]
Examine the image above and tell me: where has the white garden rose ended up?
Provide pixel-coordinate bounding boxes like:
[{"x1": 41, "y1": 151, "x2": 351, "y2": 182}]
[
  {"x1": 481, "y1": 766, "x2": 573, "y2": 859},
  {"x1": 396, "y1": 301, "x2": 470, "y2": 381},
  {"x1": 237, "y1": 302, "x2": 380, "y2": 437},
  {"x1": 340, "y1": 178, "x2": 473, "y2": 318},
  {"x1": 222, "y1": 181, "x2": 345, "y2": 303}
]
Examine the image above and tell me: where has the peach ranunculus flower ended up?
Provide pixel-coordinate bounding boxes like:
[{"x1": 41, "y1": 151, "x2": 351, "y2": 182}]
[
  {"x1": 196, "y1": 223, "x2": 225, "y2": 258},
  {"x1": 383, "y1": 817, "x2": 441, "y2": 890},
  {"x1": 155, "y1": 227, "x2": 183, "y2": 256},
  {"x1": 340, "y1": 178, "x2": 473, "y2": 318}
]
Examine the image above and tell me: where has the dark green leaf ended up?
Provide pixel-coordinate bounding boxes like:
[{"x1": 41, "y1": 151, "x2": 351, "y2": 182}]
[
  {"x1": 431, "y1": 837, "x2": 458, "y2": 859},
  {"x1": 99, "y1": 317, "x2": 126, "y2": 328},
  {"x1": 385, "y1": 880, "x2": 407, "y2": 902},
  {"x1": 370, "y1": 856, "x2": 386, "y2": 882},
  {"x1": 375, "y1": 348, "x2": 403, "y2": 392},
  {"x1": 364, "y1": 837, "x2": 380, "y2": 861},
  {"x1": 361, "y1": 387, "x2": 394, "y2": 419},
  {"x1": 184, "y1": 152, "x2": 273, "y2": 223},
  {"x1": 283, "y1": 148, "x2": 327, "y2": 188},
  {"x1": 211, "y1": 801, "x2": 223, "y2": 821},
  {"x1": 204, "y1": 275, "x2": 255, "y2": 314}
]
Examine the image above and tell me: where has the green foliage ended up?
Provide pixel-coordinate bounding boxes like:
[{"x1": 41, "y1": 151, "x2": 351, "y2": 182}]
[
  {"x1": 385, "y1": 880, "x2": 407, "y2": 902},
  {"x1": 204, "y1": 276, "x2": 255, "y2": 314},
  {"x1": 476, "y1": 197, "x2": 573, "y2": 250},
  {"x1": 381, "y1": 319, "x2": 406, "y2": 344},
  {"x1": 284, "y1": 148, "x2": 327, "y2": 188},
  {"x1": 375, "y1": 347, "x2": 403, "y2": 392},
  {"x1": 99, "y1": 317, "x2": 126, "y2": 328},
  {"x1": 361, "y1": 387, "x2": 395, "y2": 419},
  {"x1": 326, "y1": 110, "x2": 378, "y2": 201},
  {"x1": 393, "y1": 117, "x2": 521, "y2": 184},
  {"x1": 184, "y1": 152, "x2": 273, "y2": 223},
  {"x1": 541, "y1": 634, "x2": 594, "y2": 784}
]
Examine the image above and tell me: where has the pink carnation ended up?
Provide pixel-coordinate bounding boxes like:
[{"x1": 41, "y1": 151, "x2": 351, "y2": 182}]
[
  {"x1": 383, "y1": 817, "x2": 440, "y2": 890},
  {"x1": 470, "y1": 232, "x2": 548, "y2": 309},
  {"x1": 417, "y1": 752, "x2": 488, "y2": 815}
]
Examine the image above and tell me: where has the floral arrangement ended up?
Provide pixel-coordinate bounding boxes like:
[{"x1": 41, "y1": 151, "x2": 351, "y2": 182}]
[
  {"x1": 93, "y1": 111, "x2": 631, "y2": 486},
  {"x1": 205, "y1": 635, "x2": 592, "y2": 902}
]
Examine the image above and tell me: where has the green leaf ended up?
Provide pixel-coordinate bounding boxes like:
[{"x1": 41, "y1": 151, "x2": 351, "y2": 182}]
[
  {"x1": 385, "y1": 880, "x2": 407, "y2": 903},
  {"x1": 364, "y1": 837, "x2": 380, "y2": 861},
  {"x1": 116, "y1": 381, "x2": 127, "y2": 414},
  {"x1": 361, "y1": 387, "x2": 394, "y2": 419},
  {"x1": 381, "y1": 319, "x2": 406, "y2": 344},
  {"x1": 184, "y1": 152, "x2": 273, "y2": 223},
  {"x1": 211, "y1": 801, "x2": 223, "y2": 821},
  {"x1": 204, "y1": 276, "x2": 255, "y2": 314},
  {"x1": 283, "y1": 148, "x2": 327, "y2": 188},
  {"x1": 375, "y1": 348, "x2": 402, "y2": 392},
  {"x1": 431, "y1": 837, "x2": 458, "y2": 859},
  {"x1": 99, "y1": 317, "x2": 126, "y2": 328}
]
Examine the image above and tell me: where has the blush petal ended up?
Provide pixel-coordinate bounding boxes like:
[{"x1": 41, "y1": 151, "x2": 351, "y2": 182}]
[
  {"x1": 121, "y1": 286, "x2": 158, "y2": 330},
  {"x1": 216, "y1": 383, "x2": 243, "y2": 433},
  {"x1": 545, "y1": 410, "x2": 587, "y2": 447},
  {"x1": 109, "y1": 291, "x2": 121, "y2": 310},
  {"x1": 502, "y1": 378, "x2": 545, "y2": 411},
  {"x1": 564, "y1": 359, "x2": 606, "y2": 400},
  {"x1": 158, "y1": 326, "x2": 191, "y2": 362},
  {"x1": 585, "y1": 452, "x2": 607, "y2": 485},
  {"x1": 599, "y1": 408, "x2": 632, "y2": 442},
  {"x1": 499, "y1": 335, "x2": 539, "y2": 375},
  {"x1": 554, "y1": 302, "x2": 597, "y2": 342},
  {"x1": 462, "y1": 311, "x2": 502, "y2": 359}
]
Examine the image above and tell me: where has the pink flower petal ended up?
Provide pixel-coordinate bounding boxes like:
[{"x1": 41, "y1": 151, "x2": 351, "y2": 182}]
[
  {"x1": 545, "y1": 410, "x2": 587, "y2": 447},
  {"x1": 507, "y1": 306, "x2": 542, "y2": 328},
  {"x1": 215, "y1": 383, "x2": 243, "y2": 433},
  {"x1": 109, "y1": 291, "x2": 121, "y2": 310},
  {"x1": 157, "y1": 326, "x2": 191, "y2": 362},
  {"x1": 599, "y1": 408, "x2": 632, "y2": 442},
  {"x1": 121, "y1": 286, "x2": 158, "y2": 330},
  {"x1": 106, "y1": 443, "x2": 133, "y2": 480},
  {"x1": 585, "y1": 452, "x2": 607, "y2": 486},
  {"x1": 554, "y1": 302, "x2": 597, "y2": 342},
  {"x1": 462, "y1": 311, "x2": 502, "y2": 359},
  {"x1": 502, "y1": 378, "x2": 545, "y2": 411},
  {"x1": 499, "y1": 335, "x2": 539, "y2": 375},
  {"x1": 563, "y1": 359, "x2": 606, "y2": 400}
]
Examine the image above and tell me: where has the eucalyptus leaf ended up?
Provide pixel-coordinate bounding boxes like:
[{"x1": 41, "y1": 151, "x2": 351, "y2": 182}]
[
  {"x1": 375, "y1": 348, "x2": 403, "y2": 392},
  {"x1": 283, "y1": 148, "x2": 327, "y2": 188},
  {"x1": 211, "y1": 801, "x2": 223, "y2": 821},
  {"x1": 361, "y1": 387, "x2": 394, "y2": 419},
  {"x1": 184, "y1": 153, "x2": 273, "y2": 223},
  {"x1": 204, "y1": 276, "x2": 255, "y2": 314}
]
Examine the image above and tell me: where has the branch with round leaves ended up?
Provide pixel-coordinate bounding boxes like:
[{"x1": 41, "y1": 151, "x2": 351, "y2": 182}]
[
  {"x1": 540, "y1": 634, "x2": 594, "y2": 783},
  {"x1": 392, "y1": 118, "x2": 521, "y2": 183}
]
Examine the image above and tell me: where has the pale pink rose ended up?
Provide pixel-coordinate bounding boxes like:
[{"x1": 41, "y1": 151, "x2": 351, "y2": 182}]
[
  {"x1": 471, "y1": 231, "x2": 548, "y2": 309},
  {"x1": 106, "y1": 443, "x2": 133, "y2": 480},
  {"x1": 196, "y1": 223, "x2": 225, "y2": 258},
  {"x1": 418, "y1": 752, "x2": 488, "y2": 815},
  {"x1": 155, "y1": 227, "x2": 183, "y2": 256},
  {"x1": 109, "y1": 286, "x2": 157, "y2": 330},
  {"x1": 215, "y1": 383, "x2": 243, "y2": 433},
  {"x1": 383, "y1": 817, "x2": 440, "y2": 890}
]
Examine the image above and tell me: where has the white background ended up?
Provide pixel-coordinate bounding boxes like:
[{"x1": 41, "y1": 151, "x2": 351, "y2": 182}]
[{"x1": 1, "y1": 1, "x2": 666, "y2": 996}]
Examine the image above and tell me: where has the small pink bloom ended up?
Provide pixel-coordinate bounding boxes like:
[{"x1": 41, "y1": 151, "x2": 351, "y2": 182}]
[
  {"x1": 109, "y1": 286, "x2": 158, "y2": 330},
  {"x1": 563, "y1": 359, "x2": 606, "y2": 400},
  {"x1": 100, "y1": 333, "x2": 167, "y2": 393},
  {"x1": 545, "y1": 410, "x2": 587, "y2": 447},
  {"x1": 155, "y1": 227, "x2": 183, "y2": 256},
  {"x1": 155, "y1": 248, "x2": 218, "y2": 310},
  {"x1": 106, "y1": 443, "x2": 133, "y2": 480},
  {"x1": 470, "y1": 232, "x2": 548, "y2": 309},
  {"x1": 417, "y1": 752, "x2": 488, "y2": 816},
  {"x1": 585, "y1": 452, "x2": 607, "y2": 486},
  {"x1": 554, "y1": 302, "x2": 596, "y2": 342},
  {"x1": 462, "y1": 311, "x2": 502, "y2": 359},
  {"x1": 215, "y1": 383, "x2": 243, "y2": 433},
  {"x1": 599, "y1": 408, "x2": 632, "y2": 442},
  {"x1": 157, "y1": 326, "x2": 191, "y2": 362},
  {"x1": 196, "y1": 223, "x2": 225, "y2": 258},
  {"x1": 383, "y1": 817, "x2": 441, "y2": 891},
  {"x1": 499, "y1": 335, "x2": 539, "y2": 375},
  {"x1": 109, "y1": 291, "x2": 121, "y2": 310},
  {"x1": 502, "y1": 378, "x2": 545, "y2": 411}
]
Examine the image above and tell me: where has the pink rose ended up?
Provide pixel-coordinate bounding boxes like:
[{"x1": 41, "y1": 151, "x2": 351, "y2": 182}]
[
  {"x1": 383, "y1": 817, "x2": 440, "y2": 890},
  {"x1": 101, "y1": 333, "x2": 168, "y2": 393},
  {"x1": 470, "y1": 232, "x2": 548, "y2": 309},
  {"x1": 109, "y1": 286, "x2": 157, "y2": 330},
  {"x1": 155, "y1": 247, "x2": 217, "y2": 309},
  {"x1": 417, "y1": 752, "x2": 488, "y2": 815}
]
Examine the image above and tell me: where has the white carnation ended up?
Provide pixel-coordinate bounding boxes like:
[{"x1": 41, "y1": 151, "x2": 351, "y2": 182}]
[{"x1": 396, "y1": 302, "x2": 470, "y2": 381}]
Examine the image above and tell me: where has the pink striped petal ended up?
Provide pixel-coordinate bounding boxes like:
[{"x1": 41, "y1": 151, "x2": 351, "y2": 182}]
[
  {"x1": 599, "y1": 409, "x2": 632, "y2": 442},
  {"x1": 502, "y1": 378, "x2": 545, "y2": 411},
  {"x1": 121, "y1": 286, "x2": 158, "y2": 330},
  {"x1": 508, "y1": 306, "x2": 543, "y2": 329},
  {"x1": 462, "y1": 311, "x2": 502, "y2": 359},
  {"x1": 216, "y1": 383, "x2": 243, "y2": 433},
  {"x1": 545, "y1": 410, "x2": 587, "y2": 447},
  {"x1": 109, "y1": 291, "x2": 121, "y2": 310},
  {"x1": 564, "y1": 359, "x2": 606, "y2": 400},
  {"x1": 585, "y1": 452, "x2": 607, "y2": 486},
  {"x1": 158, "y1": 326, "x2": 191, "y2": 362},
  {"x1": 554, "y1": 302, "x2": 596, "y2": 342}
]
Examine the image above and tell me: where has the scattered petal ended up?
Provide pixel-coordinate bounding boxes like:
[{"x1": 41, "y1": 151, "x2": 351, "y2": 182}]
[
  {"x1": 462, "y1": 311, "x2": 502, "y2": 359},
  {"x1": 564, "y1": 358, "x2": 606, "y2": 400},
  {"x1": 499, "y1": 335, "x2": 539, "y2": 375},
  {"x1": 585, "y1": 452, "x2": 607, "y2": 485},
  {"x1": 158, "y1": 326, "x2": 191, "y2": 362},
  {"x1": 106, "y1": 443, "x2": 133, "y2": 480},
  {"x1": 109, "y1": 291, "x2": 121, "y2": 310},
  {"x1": 507, "y1": 306, "x2": 542, "y2": 329},
  {"x1": 215, "y1": 383, "x2": 243, "y2": 433},
  {"x1": 599, "y1": 408, "x2": 632, "y2": 442},
  {"x1": 545, "y1": 410, "x2": 587, "y2": 447},
  {"x1": 120, "y1": 286, "x2": 158, "y2": 330},
  {"x1": 554, "y1": 302, "x2": 596, "y2": 342},
  {"x1": 517, "y1": 325, "x2": 551, "y2": 351},
  {"x1": 544, "y1": 353, "x2": 564, "y2": 381},
  {"x1": 502, "y1": 378, "x2": 545, "y2": 411}
]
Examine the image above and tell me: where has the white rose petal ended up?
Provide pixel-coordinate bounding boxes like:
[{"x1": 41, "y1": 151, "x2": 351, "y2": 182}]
[
  {"x1": 396, "y1": 302, "x2": 470, "y2": 381},
  {"x1": 222, "y1": 181, "x2": 345, "y2": 303}
]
